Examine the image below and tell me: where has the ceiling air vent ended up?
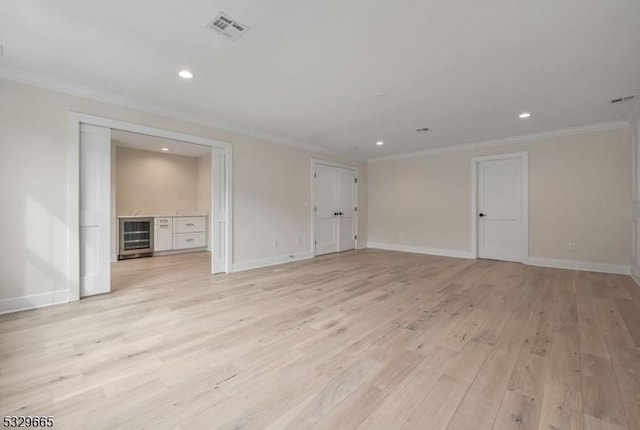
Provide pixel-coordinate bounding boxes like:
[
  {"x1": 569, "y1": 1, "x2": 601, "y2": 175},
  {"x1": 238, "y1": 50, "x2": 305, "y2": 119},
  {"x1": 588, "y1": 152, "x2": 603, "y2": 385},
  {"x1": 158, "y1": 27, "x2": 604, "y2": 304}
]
[
  {"x1": 610, "y1": 94, "x2": 638, "y2": 104},
  {"x1": 206, "y1": 12, "x2": 249, "y2": 41}
]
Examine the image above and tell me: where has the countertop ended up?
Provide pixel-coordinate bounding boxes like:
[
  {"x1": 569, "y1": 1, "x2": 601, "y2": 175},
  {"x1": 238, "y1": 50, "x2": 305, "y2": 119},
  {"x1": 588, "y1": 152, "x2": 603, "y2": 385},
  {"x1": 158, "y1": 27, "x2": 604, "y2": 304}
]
[{"x1": 117, "y1": 213, "x2": 208, "y2": 219}]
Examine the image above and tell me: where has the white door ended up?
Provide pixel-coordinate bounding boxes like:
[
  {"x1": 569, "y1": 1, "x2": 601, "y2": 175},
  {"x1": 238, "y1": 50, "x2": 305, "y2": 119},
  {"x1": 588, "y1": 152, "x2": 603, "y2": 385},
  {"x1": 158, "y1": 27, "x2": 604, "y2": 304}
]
[
  {"x1": 314, "y1": 163, "x2": 357, "y2": 256},
  {"x1": 315, "y1": 164, "x2": 339, "y2": 255},
  {"x1": 477, "y1": 156, "x2": 524, "y2": 262},
  {"x1": 79, "y1": 124, "x2": 111, "y2": 297},
  {"x1": 337, "y1": 168, "x2": 357, "y2": 252}
]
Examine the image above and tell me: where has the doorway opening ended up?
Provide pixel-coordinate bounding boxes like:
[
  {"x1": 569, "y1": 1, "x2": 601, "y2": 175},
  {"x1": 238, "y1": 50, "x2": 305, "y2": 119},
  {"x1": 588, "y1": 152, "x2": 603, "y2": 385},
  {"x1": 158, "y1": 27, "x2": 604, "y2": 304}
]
[
  {"x1": 68, "y1": 113, "x2": 232, "y2": 301},
  {"x1": 109, "y1": 130, "x2": 214, "y2": 293},
  {"x1": 471, "y1": 152, "x2": 528, "y2": 263}
]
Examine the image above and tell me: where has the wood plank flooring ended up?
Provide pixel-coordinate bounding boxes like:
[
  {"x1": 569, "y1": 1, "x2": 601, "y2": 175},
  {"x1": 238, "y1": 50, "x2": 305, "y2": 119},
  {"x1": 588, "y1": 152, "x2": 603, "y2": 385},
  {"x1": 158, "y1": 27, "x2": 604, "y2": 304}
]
[{"x1": 1, "y1": 249, "x2": 640, "y2": 429}]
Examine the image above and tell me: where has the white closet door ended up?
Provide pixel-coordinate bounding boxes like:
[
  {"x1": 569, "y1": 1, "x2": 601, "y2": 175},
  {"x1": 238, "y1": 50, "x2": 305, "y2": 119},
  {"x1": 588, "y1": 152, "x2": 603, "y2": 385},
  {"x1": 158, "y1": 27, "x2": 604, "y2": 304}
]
[
  {"x1": 337, "y1": 168, "x2": 356, "y2": 252},
  {"x1": 477, "y1": 157, "x2": 523, "y2": 262},
  {"x1": 315, "y1": 164, "x2": 338, "y2": 255},
  {"x1": 79, "y1": 124, "x2": 111, "y2": 297}
]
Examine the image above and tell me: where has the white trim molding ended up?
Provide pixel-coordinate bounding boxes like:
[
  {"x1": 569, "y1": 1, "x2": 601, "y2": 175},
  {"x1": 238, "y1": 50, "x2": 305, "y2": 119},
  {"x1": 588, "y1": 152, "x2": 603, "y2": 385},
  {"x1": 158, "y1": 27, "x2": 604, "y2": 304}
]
[
  {"x1": 368, "y1": 120, "x2": 630, "y2": 163},
  {"x1": 367, "y1": 242, "x2": 474, "y2": 259},
  {"x1": 0, "y1": 72, "x2": 354, "y2": 161},
  {"x1": 471, "y1": 152, "x2": 529, "y2": 263},
  {"x1": 631, "y1": 266, "x2": 640, "y2": 287},
  {"x1": 68, "y1": 112, "x2": 233, "y2": 303},
  {"x1": 0, "y1": 290, "x2": 69, "y2": 315},
  {"x1": 526, "y1": 257, "x2": 630, "y2": 275},
  {"x1": 232, "y1": 251, "x2": 314, "y2": 273}
]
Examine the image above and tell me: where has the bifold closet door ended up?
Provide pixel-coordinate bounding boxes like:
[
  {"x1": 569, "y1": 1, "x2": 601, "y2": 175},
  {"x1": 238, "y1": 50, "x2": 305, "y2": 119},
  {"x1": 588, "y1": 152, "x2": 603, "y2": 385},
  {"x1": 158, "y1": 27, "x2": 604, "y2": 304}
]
[
  {"x1": 314, "y1": 164, "x2": 357, "y2": 256},
  {"x1": 315, "y1": 164, "x2": 339, "y2": 255},
  {"x1": 337, "y1": 168, "x2": 356, "y2": 252}
]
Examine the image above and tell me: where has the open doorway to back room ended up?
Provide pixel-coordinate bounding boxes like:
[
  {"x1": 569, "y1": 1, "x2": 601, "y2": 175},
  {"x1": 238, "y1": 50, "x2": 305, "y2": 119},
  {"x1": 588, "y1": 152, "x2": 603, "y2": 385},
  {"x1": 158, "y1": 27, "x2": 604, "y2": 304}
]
[
  {"x1": 72, "y1": 113, "x2": 232, "y2": 301},
  {"x1": 110, "y1": 130, "x2": 213, "y2": 293}
]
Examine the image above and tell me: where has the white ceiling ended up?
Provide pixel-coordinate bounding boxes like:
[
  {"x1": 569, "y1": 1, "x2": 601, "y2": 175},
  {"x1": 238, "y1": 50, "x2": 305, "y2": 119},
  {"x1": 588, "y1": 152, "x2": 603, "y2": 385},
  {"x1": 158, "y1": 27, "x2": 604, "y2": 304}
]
[
  {"x1": 1, "y1": 0, "x2": 639, "y2": 159},
  {"x1": 112, "y1": 129, "x2": 211, "y2": 157}
]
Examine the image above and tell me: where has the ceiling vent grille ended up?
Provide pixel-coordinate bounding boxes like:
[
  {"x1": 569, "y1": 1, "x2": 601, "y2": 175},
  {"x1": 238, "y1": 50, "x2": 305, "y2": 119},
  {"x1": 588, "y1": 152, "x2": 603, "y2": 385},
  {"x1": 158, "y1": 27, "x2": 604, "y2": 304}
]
[
  {"x1": 206, "y1": 12, "x2": 249, "y2": 41},
  {"x1": 610, "y1": 94, "x2": 638, "y2": 104}
]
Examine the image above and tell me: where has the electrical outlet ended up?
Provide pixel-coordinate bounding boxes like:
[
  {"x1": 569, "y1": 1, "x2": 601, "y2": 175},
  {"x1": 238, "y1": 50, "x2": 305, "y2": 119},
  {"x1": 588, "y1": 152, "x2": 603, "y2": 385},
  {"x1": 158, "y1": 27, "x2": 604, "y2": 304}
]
[
  {"x1": 568, "y1": 242, "x2": 576, "y2": 251},
  {"x1": 273, "y1": 240, "x2": 279, "y2": 248}
]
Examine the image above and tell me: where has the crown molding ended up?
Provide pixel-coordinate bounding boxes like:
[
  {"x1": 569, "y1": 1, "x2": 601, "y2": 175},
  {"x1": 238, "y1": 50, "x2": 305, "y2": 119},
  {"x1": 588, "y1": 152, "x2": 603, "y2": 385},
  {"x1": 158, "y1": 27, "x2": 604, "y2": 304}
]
[
  {"x1": 0, "y1": 68, "x2": 359, "y2": 161},
  {"x1": 368, "y1": 120, "x2": 631, "y2": 163},
  {"x1": 1, "y1": 68, "x2": 632, "y2": 163}
]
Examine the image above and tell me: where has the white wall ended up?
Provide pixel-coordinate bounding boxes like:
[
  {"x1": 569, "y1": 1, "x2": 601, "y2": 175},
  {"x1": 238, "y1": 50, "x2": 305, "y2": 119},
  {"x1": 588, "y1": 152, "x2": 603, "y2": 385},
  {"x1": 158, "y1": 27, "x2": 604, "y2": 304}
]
[
  {"x1": 368, "y1": 127, "x2": 632, "y2": 271},
  {"x1": 631, "y1": 111, "x2": 640, "y2": 283},
  {"x1": 115, "y1": 146, "x2": 200, "y2": 216},
  {"x1": 0, "y1": 78, "x2": 366, "y2": 310}
]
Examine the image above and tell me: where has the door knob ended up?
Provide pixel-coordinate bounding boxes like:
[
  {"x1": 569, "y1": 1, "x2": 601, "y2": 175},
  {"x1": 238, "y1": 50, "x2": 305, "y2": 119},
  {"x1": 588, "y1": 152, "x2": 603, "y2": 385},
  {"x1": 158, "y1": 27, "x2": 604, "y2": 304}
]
[{"x1": 479, "y1": 213, "x2": 486, "y2": 217}]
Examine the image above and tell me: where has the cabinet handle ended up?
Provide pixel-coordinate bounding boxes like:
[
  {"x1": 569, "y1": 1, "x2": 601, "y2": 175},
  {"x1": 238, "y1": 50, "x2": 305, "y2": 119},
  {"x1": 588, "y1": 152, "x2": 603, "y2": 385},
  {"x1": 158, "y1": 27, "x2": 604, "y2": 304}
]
[
  {"x1": 186, "y1": 239, "x2": 194, "y2": 242},
  {"x1": 186, "y1": 223, "x2": 194, "y2": 226}
]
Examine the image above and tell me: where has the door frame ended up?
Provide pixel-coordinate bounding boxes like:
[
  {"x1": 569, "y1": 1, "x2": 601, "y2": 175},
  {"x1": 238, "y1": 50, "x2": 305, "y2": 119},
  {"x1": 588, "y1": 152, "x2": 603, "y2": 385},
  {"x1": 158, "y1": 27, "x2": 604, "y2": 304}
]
[
  {"x1": 470, "y1": 152, "x2": 528, "y2": 262},
  {"x1": 67, "y1": 112, "x2": 233, "y2": 301},
  {"x1": 310, "y1": 159, "x2": 359, "y2": 257}
]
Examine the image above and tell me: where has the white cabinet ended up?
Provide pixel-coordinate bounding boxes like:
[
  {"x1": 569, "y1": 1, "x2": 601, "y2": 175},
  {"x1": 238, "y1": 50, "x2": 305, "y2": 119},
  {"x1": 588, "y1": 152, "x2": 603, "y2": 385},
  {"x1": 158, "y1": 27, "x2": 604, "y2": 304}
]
[
  {"x1": 153, "y1": 216, "x2": 207, "y2": 253},
  {"x1": 154, "y1": 217, "x2": 173, "y2": 251},
  {"x1": 174, "y1": 232, "x2": 206, "y2": 249},
  {"x1": 173, "y1": 217, "x2": 206, "y2": 234}
]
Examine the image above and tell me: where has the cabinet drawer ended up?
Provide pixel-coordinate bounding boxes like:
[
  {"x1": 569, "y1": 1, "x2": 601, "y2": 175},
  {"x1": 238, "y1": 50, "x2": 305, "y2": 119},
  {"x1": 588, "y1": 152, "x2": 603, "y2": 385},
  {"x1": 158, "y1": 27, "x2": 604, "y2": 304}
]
[
  {"x1": 155, "y1": 217, "x2": 172, "y2": 226},
  {"x1": 173, "y1": 232, "x2": 206, "y2": 250},
  {"x1": 173, "y1": 217, "x2": 206, "y2": 233}
]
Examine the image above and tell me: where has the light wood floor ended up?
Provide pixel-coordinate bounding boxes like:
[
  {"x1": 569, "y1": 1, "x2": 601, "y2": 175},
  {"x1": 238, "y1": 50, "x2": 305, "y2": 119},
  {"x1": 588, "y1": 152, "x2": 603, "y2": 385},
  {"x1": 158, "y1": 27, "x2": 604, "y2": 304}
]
[{"x1": 2, "y1": 250, "x2": 640, "y2": 430}]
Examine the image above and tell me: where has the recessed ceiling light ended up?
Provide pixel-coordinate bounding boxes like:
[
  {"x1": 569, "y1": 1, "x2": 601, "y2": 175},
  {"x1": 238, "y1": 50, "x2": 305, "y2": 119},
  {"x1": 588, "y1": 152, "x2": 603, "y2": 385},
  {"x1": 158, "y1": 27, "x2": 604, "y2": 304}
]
[
  {"x1": 161, "y1": 148, "x2": 169, "y2": 152},
  {"x1": 519, "y1": 112, "x2": 531, "y2": 119},
  {"x1": 376, "y1": 141, "x2": 384, "y2": 146},
  {"x1": 178, "y1": 70, "x2": 194, "y2": 79}
]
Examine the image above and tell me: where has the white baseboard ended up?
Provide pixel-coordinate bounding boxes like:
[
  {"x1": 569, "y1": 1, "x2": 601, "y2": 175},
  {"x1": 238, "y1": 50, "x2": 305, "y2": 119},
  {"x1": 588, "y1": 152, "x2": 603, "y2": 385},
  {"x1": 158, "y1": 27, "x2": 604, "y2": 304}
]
[
  {"x1": 367, "y1": 242, "x2": 474, "y2": 259},
  {"x1": 357, "y1": 241, "x2": 368, "y2": 249},
  {"x1": 365, "y1": 244, "x2": 630, "y2": 275},
  {"x1": 526, "y1": 257, "x2": 630, "y2": 275},
  {"x1": 631, "y1": 265, "x2": 640, "y2": 286},
  {"x1": 152, "y1": 247, "x2": 208, "y2": 257},
  {"x1": 0, "y1": 289, "x2": 69, "y2": 315},
  {"x1": 232, "y1": 251, "x2": 314, "y2": 273},
  {"x1": 111, "y1": 254, "x2": 117, "y2": 263}
]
